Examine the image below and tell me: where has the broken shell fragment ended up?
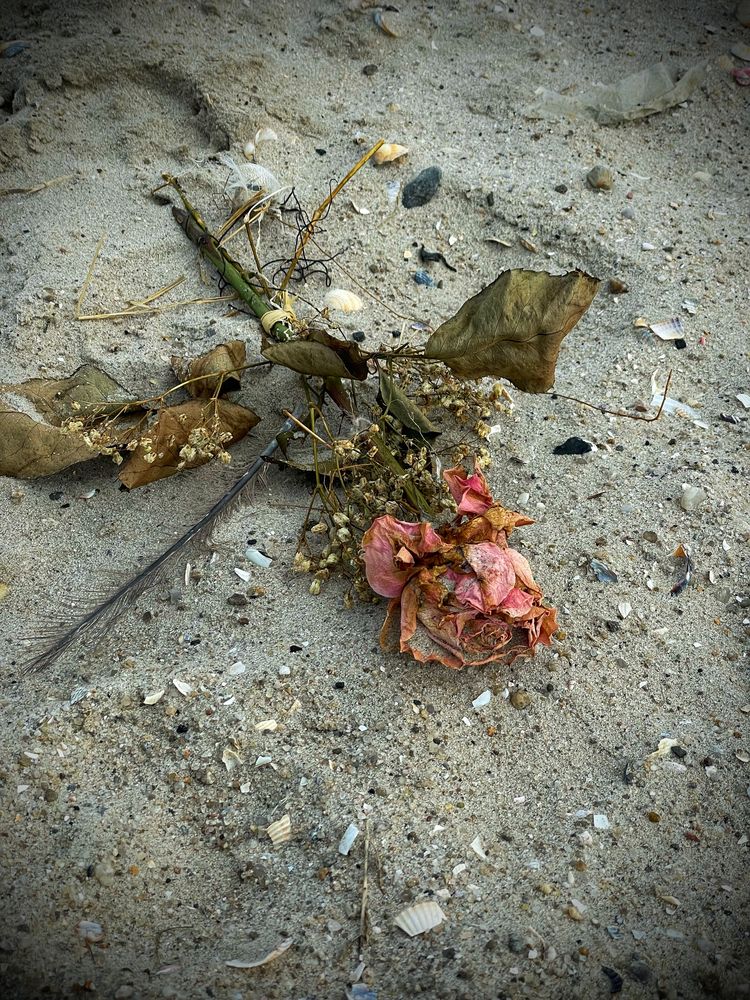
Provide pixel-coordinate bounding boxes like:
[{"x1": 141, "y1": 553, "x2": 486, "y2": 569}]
[
  {"x1": 254, "y1": 719, "x2": 278, "y2": 732},
  {"x1": 143, "y1": 689, "x2": 165, "y2": 705},
  {"x1": 649, "y1": 317, "x2": 684, "y2": 341},
  {"x1": 394, "y1": 900, "x2": 446, "y2": 937},
  {"x1": 372, "y1": 142, "x2": 409, "y2": 165},
  {"x1": 172, "y1": 678, "x2": 192, "y2": 697},
  {"x1": 469, "y1": 835, "x2": 487, "y2": 860},
  {"x1": 324, "y1": 288, "x2": 364, "y2": 313},
  {"x1": 267, "y1": 813, "x2": 292, "y2": 846},
  {"x1": 225, "y1": 938, "x2": 294, "y2": 969},
  {"x1": 338, "y1": 822, "x2": 360, "y2": 856}
]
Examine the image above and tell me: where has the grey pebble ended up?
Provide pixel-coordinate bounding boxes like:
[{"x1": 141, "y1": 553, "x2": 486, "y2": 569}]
[
  {"x1": 621, "y1": 206, "x2": 636, "y2": 220},
  {"x1": 587, "y1": 165, "x2": 613, "y2": 190},
  {"x1": 402, "y1": 166, "x2": 442, "y2": 208}
]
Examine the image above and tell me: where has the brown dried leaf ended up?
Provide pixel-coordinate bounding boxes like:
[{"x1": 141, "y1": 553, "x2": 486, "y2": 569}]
[
  {"x1": 2, "y1": 364, "x2": 131, "y2": 425},
  {"x1": 172, "y1": 340, "x2": 246, "y2": 397},
  {"x1": 263, "y1": 329, "x2": 368, "y2": 381},
  {"x1": 424, "y1": 269, "x2": 600, "y2": 392},
  {"x1": 119, "y1": 399, "x2": 259, "y2": 489},
  {"x1": 0, "y1": 405, "x2": 99, "y2": 478}
]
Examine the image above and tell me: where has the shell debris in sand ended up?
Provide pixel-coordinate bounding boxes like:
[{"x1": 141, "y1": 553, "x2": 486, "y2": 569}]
[
  {"x1": 372, "y1": 143, "x2": 409, "y2": 165},
  {"x1": 225, "y1": 938, "x2": 294, "y2": 969},
  {"x1": 649, "y1": 316, "x2": 684, "y2": 341},
  {"x1": 324, "y1": 288, "x2": 363, "y2": 313},
  {"x1": 267, "y1": 813, "x2": 292, "y2": 846},
  {"x1": 394, "y1": 900, "x2": 446, "y2": 936}
]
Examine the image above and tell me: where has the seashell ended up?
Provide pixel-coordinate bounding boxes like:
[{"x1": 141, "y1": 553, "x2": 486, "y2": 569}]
[
  {"x1": 217, "y1": 152, "x2": 283, "y2": 208},
  {"x1": 246, "y1": 546, "x2": 272, "y2": 568},
  {"x1": 372, "y1": 142, "x2": 409, "y2": 165},
  {"x1": 234, "y1": 567, "x2": 252, "y2": 582},
  {"x1": 228, "y1": 661, "x2": 246, "y2": 676},
  {"x1": 394, "y1": 900, "x2": 446, "y2": 937},
  {"x1": 469, "y1": 835, "x2": 487, "y2": 860},
  {"x1": 267, "y1": 813, "x2": 292, "y2": 846},
  {"x1": 172, "y1": 678, "x2": 192, "y2": 697},
  {"x1": 78, "y1": 920, "x2": 104, "y2": 943},
  {"x1": 225, "y1": 938, "x2": 293, "y2": 969},
  {"x1": 472, "y1": 690, "x2": 491, "y2": 711},
  {"x1": 338, "y1": 822, "x2": 360, "y2": 856},
  {"x1": 617, "y1": 601, "x2": 632, "y2": 619},
  {"x1": 324, "y1": 288, "x2": 363, "y2": 313},
  {"x1": 373, "y1": 9, "x2": 399, "y2": 37},
  {"x1": 649, "y1": 316, "x2": 684, "y2": 341},
  {"x1": 143, "y1": 689, "x2": 164, "y2": 705},
  {"x1": 486, "y1": 237, "x2": 513, "y2": 247},
  {"x1": 255, "y1": 718, "x2": 278, "y2": 731},
  {"x1": 243, "y1": 127, "x2": 279, "y2": 162},
  {"x1": 222, "y1": 747, "x2": 242, "y2": 772},
  {"x1": 736, "y1": 393, "x2": 750, "y2": 409},
  {"x1": 350, "y1": 199, "x2": 370, "y2": 215}
]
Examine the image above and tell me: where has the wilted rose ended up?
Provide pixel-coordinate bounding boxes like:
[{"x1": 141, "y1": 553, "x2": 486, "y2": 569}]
[{"x1": 362, "y1": 463, "x2": 557, "y2": 669}]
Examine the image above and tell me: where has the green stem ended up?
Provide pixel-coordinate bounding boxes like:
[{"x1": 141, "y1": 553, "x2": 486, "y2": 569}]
[{"x1": 169, "y1": 197, "x2": 293, "y2": 343}]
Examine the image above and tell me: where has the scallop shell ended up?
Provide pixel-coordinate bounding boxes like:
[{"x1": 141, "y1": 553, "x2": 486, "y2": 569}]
[
  {"x1": 372, "y1": 142, "x2": 409, "y2": 165},
  {"x1": 324, "y1": 288, "x2": 363, "y2": 313},
  {"x1": 394, "y1": 900, "x2": 446, "y2": 937},
  {"x1": 267, "y1": 813, "x2": 292, "y2": 846},
  {"x1": 649, "y1": 316, "x2": 684, "y2": 340}
]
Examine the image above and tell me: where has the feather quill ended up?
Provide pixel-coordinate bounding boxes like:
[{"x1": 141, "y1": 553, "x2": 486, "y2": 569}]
[{"x1": 23, "y1": 406, "x2": 307, "y2": 673}]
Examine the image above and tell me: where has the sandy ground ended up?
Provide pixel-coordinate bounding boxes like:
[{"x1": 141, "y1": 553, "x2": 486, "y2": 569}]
[{"x1": 1, "y1": 1, "x2": 749, "y2": 998}]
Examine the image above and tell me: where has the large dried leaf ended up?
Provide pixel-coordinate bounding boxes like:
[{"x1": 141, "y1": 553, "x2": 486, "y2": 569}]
[
  {"x1": 378, "y1": 371, "x2": 440, "y2": 439},
  {"x1": 0, "y1": 405, "x2": 99, "y2": 478},
  {"x1": 423, "y1": 269, "x2": 600, "y2": 392},
  {"x1": 119, "y1": 399, "x2": 259, "y2": 489},
  {"x1": 263, "y1": 329, "x2": 368, "y2": 381},
  {"x1": 172, "y1": 340, "x2": 246, "y2": 397},
  {"x1": 2, "y1": 364, "x2": 131, "y2": 425}
]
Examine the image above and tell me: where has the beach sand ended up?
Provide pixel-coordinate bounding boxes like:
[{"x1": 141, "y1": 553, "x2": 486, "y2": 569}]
[{"x1": 0, "y1": 1, "x2": 748, "y2": 997}]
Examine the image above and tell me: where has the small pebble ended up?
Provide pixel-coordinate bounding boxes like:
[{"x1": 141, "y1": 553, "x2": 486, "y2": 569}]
[
  {"x1": 402, "y1": 166, "x2": 442, "y2": 209},
  {"x1": 608, "y1": 278, "x2": 628, "y2": 294},
  {"x1": 510, "y1": 690, "x2": 531, "y2": 710},
  {"x1": 352, "y1": 330, "x2": 366, "y2": 342},
  {"x1": 587, "y1": 165, "x2": 613, "y2": 191},
  {"x1": 553, "y1": 436, "x2": 593, "y2": 456},
  {"x1": 554, "y1": 183, "x2": 568, "y2": 194},
  {"x1": 414, "y1": 269, "x2": 435, "y2": 287},
  {"x1": 680, "y1": 484, "x2": 706, "y2": 512},
  {"x1": 731, "y1": 42, "x2": 750, "y2": 60},
  {"x1": 362, "y1": 63, "x2": 378, "y2": 75},
  {"x1": 621, "y1": 206, "x2": 635, "y2": 220},
  {"x1": 278, "y1": 664, "x2": 291, "y2": 676}
]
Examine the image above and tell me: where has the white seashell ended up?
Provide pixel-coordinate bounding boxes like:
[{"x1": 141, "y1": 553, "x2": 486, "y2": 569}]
[
  {"x1": 617, "y1": 601, "x2": 632, "y2": 619},
  {"x1": 649, "y1": 316, "x2": 684, "y2": 341},
  {"x1": 736, "y1": 393, "x2": 750, "y2": 409},
  {"x1": 680, "y1": 485, "x2": 705, "y2": 512},
  {"x1": 243, "y1": 139, "x2": 256, "y2": 161},
  {"x1": 350, "y1": 199, "x2": 370, "y2": 215},
  {"x1": 228, "y1": 660, "x2": 246, "y2": 676},
  {"x1": 173, "y1": 678, "x2": 192, "y2": 696},
  {"x1": 324, "y1": 288, "x2": 363, "y2": 313},
  {"x1": 78, "y1": 920, "x2": 104, "y2": 943},
  {"x1": 338, "y1": 822, "x2": 360, "y2": 855},
  {"x1": 469, "y1": 835, "x2": 487, "y2": 860},
  {"x1": 234, "y1": 567, "x2": 252, "y2": 582},
  {"x1": 267, "y1": 813, "x2": 292, "y2": 846},
  {"x1": 254, "y1": 719, "x2": 278, "y2": 731},
  {"x1": 143, "y1": 689, "x2": 164, "y2": 705},
  {"x1": 593, "y1": 813, "x2": 610, "y2": 830},
  {"x1": 222, "y1": 748, "x2": 242, "y2": 772},
  {"x1": 472, "y1": 690, "x2": 491, "y2": 711},
  {"x1": 395, "y1": 900, "x2": 446, "y2": 937},
  {"x1": 225, "y1": 938, "x2": 293, "y2": 969},
  {"x1": 255, "y1": 126, "x2": 278, "y2": 145},
  {"x1": 372, "y1": 142, "x2": 409, "y2": 165},
  {"x1": 255, "y1": 755, "x2": 272, "y2": 767},
  {"x1": 246, "y1": 546, "x2": 272, "y2": 568}
]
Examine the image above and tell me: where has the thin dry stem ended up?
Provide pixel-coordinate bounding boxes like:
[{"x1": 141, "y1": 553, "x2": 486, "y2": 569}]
[
  {"x1": 551, "y1": 370, "x2": 673, "y2": 422},
  {"x1": 279, "y1": 139, "x2": 385, "y2": 292}
]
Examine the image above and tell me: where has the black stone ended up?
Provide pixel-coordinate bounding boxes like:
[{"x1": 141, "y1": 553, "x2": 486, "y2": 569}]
[
  {"x1": 402, "y1": 166, "x2": 442, "y2": 209},
  {"x1": 553, "y1": 436, "x2": 593, "y2": 455},
  {"x1": 352, "y1": 330, "x2": 366, "y2": 342},
  {"x1": 362, "y1": 63, "x2": 378, "y2": 76},
  {"x1": 555, "y1": 183, "x2": 568, "y2": 193}
]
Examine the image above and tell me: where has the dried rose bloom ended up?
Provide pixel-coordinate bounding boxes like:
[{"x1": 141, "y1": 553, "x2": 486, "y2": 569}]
[{"x1": 362, "y1": 462, "x2": 557, "y2": 669}]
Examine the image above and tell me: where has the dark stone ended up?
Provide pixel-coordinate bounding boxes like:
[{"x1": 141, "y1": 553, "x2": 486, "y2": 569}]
[
  {"x1": 671, "y1": 745, "x2": 687, "y2": 759},
  {"x1": 554, "y1": 183, "x2": 568, "y2": 193},
  {"x1": 553, "y1": 436, "x2": 593, "y2": 455},
  {"x1": 352, "y1": 330, "x2": 366, "y2": 342},
  {"x1": 315, "y1": 148, "x2": 326, "y2": 156},
  {"x1": 362, "y1": 63, "x2": 378, "y2": 76},
  {"x1": 629, "y1": 960, "x2": 652, "y2": 984},
  {"x1": 49, "y1": 491, "x2": 63, "y2": 500},
  {"x1": 402, "y1": 166, "x2": 442, "y2": 208}
]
